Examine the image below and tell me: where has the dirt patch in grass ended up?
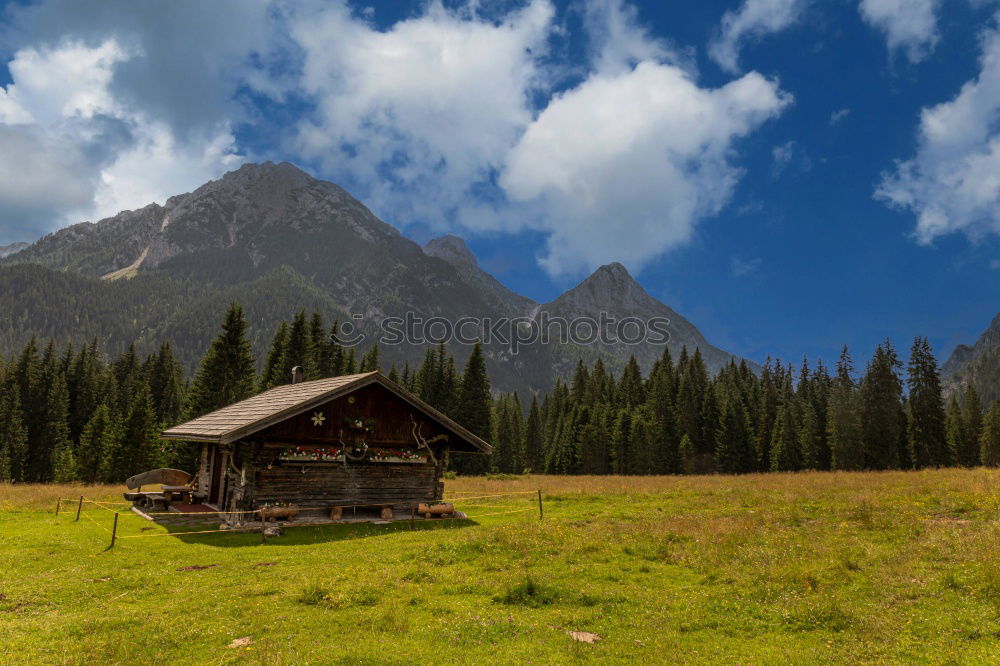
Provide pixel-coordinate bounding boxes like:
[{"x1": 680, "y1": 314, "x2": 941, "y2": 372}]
[{"x1": 177, "y1": 564, "x2": 220, "y2": 571}]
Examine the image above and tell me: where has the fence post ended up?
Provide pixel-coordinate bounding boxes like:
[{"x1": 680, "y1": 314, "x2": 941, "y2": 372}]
[
  {"x1": 410, "y1": 503, "x2": 416, "y2": 530},
  {"x1": 110, "y1": 513, "x2": 119, "y2": 549},
  {"x1": 56, "y1": 497, "x2": 61, "y2": 516},
  {"x1": 537, "y1": 489, "x2": 543, "y2": 520},
  {"x1": 260, "y1": 510, "x2": 266, "y2": 544},
  {"x1": 75, "y1": 496, "x2": 83, "y2": 522}
]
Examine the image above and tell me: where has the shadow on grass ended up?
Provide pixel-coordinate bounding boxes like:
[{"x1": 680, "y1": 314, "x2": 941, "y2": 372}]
[{"x1": 162, "y1": 518, "x2": 479, "y2": 548}]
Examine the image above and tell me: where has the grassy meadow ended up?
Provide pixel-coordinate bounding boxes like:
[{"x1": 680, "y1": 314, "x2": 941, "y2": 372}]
[{"x1": 2, "y1": 470, "x2": 1000, "y2": 664}]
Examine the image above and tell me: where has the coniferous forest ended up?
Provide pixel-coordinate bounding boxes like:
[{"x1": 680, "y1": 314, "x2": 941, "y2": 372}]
[{"x1": 2, "y1": 303, "x2": 1000, "y2": 483}]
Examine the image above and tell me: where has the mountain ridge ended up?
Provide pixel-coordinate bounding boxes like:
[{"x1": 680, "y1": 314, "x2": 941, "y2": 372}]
[
  {"x1": 0, "y1": 161, "x2": 752, "y2": 391},
  {"x1": 943, "y1": 313, "x2": 1000, "y2": 404}
]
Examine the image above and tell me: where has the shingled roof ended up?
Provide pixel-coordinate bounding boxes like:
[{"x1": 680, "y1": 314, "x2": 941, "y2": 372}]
[{"x1": 161, "y1": 371, "x2": 491, "y2": 452}]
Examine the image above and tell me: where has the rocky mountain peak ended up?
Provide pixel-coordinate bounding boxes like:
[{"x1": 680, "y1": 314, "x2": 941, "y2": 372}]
[
  {"x1": 423, "y1": 234, "x2": 478, "y2": 267},
  {"x1": 553, "y1": 262, "x2": 650, "y2": 312}
]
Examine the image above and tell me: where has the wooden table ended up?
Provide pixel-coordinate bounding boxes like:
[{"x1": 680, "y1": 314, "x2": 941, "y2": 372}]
[{"x1": 161, "y1": 486, "x2": 194, "y2": 504}]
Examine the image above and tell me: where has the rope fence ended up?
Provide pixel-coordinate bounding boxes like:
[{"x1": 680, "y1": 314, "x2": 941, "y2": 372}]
[{"x1": 53, "y1": 488, "x2": 544, "y2": 549}]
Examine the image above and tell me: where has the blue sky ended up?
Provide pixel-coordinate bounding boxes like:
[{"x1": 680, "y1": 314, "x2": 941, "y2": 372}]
[{"x1": 0, "y1": 0, "x2": 998, "y2": 368}]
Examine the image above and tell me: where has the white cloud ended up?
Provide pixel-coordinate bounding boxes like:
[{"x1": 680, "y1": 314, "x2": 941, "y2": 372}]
[
  {"x1": 500, "y1": 62, "x2": 791, "y2": 275},
  {"x1": 288, "y1": 0, "x2": 554, "y2": 228},
  {"x1": 0, "y1": 0, "x2": 793, "y2": 280},
  {"x1": 858, "y1": 0, "x2": 941, "y2": 63},
  {"x1": 877, "y1": 16, "x2": 1000, "y2": 242},
  {"x1": 709, "y1": 0, "x2": 805, "y2": 74},
  {"x1": 0, "y1": 39, "x2": 244, "y2": 235},
  {"x1": 0, "y1": 1, "x2": 275, "y2": 241},
  {"x1": 830, "y1": 108, "x2": 851, "y2": 126}
]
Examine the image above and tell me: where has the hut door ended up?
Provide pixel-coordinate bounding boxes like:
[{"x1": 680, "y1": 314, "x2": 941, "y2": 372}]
[{"x1": 209, "y1": 447, "x2": 224, "y2": 505}]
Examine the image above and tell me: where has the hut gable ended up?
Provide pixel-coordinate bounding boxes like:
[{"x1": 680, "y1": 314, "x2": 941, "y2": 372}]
[{"x1": 162, "y1": 371, "x2": 490, "y2": 453}]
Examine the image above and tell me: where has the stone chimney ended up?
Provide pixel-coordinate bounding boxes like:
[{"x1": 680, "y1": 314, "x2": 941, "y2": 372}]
[{"x1": 292, "y1": 366, "x2": 304, "y2": 384}]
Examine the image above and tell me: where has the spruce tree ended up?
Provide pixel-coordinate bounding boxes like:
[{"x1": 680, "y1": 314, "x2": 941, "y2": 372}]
[
  {"x1": 453, "y1": 342, "x2": 492, "y2": 474},
  {"x1": 715, "y1": 397, "x2": 753, "y2": 474},
  {"x1": 0, "y1": 385, "x2": 28, "y2": 482},
  {"x1": 859, "y1": 340, "x2": 903, "y2": 470},
  {"x1": 769, "y1": 401, "x2": 800, "y2": 472},
  {"x1": 77, "y1": 404, "x2": 116, "y2": 484},
  {"x1": 907, "y1": 337, "x2": 948, "y2": 467},
  {"x1": 678, "y1": 433, "x2": 695, "y2": 474},
  {"x1": 945, "y1": 396, "x2": 964, "y2": 467},
  {"x1": 360, "y1": 344, "x2": 381, "y2": 372},
  {"x1": 981, "y1": 401, "x2": 1000, "y2": 467},
  {"x1": 828, "y1": 346, "x2": 863, "y2": 470},
  {"x1": 36, "y1": 372, "x2": 72, "y2": 482},
  {"x1": 523, "y1": 395, "x2": 544, "y2": 473},
  {"x1": 51, "y1": 439, "x2": 78, "y2": 483},
  {"x1": 259, "y1": 321, "x2": 289, "y2": 391},
  {"x1": 281, "y1": 310, "x2": 312, "y2": 380},
  {"x1": 307, "y1": 312, "x2": 327, "y2": 379},
  {"x1": 109, "y1": 385, "x2": 161, "y2": 480},
  {"x1": 148, "y1": 342, "x2": 185, "y2": 425},
  {"x1": 961, "y1": 384, "x2": 984, "y2": 466},
  {"x1": 186, "y1": 303, "x2": 257, "y2": 418}
]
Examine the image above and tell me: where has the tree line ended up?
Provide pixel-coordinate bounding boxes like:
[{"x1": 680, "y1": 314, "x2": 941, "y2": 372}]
[{"x1": 2, "y1": 303, "x2": 1000, "y2": 482}]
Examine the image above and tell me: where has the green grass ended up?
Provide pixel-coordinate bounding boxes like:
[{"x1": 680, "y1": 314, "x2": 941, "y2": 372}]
[{"x1": 3, "y1": 470, "x2": 1000, "y2": 663}]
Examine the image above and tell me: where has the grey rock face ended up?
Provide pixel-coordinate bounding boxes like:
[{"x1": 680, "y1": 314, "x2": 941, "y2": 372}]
[
  {"x1": 943, "y1": 313, "x2": 1000, "y2": 403},
  {"x1": 0, "y1": 162, "x2": 754, "y2": 391}
]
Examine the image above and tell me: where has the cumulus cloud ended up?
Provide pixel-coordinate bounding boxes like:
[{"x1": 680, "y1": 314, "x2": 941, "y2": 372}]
[
  {"x1": 0, "y1": 0, "x2": 791, "y2": 279},
  {"x1": 708, "y1": 0, "x2": 806, "y2": 74},
  {"x1": 877, "y1": 16, "x2": 1000, "y2": 242},
  {"x1": 500, "y1": 63, "x2": 791, "y2": 275},
  {"x1": 858, "y1": 0, "x2": 941, "y2": 63},
  {"x1": 288, "y1": 0, "x2": 554, "y2": 229},
  {"x1": 0, "y1": 1, "x2": 273, "y2": 241}
]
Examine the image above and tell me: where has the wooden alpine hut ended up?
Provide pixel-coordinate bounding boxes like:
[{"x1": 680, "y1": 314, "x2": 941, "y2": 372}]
[{"x1": 154, "y1": 370, "x2": 491, "y2": 521}]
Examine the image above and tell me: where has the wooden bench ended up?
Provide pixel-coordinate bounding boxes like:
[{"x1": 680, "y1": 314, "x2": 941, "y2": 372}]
[{"x1": 124, "y1": 469, "x2": 195, "y2": 509}]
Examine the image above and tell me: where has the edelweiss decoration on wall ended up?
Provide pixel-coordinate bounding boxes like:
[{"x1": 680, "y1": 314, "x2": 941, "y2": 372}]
[{"x1": 311, "y1": 411, "x2": 326, "y2": 427}]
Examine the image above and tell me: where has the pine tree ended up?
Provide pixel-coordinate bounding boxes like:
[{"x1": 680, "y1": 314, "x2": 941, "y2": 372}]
[
  {"x1": 828, "y1": 346, "x2": 863, "y2": 470},
  {"x1": 148, "y1": 342, "x2": 185, "y2": 425},
  {"x1": 36, "y1": 372, "x2": 72, "y2": 482},
  {"x1": 77, "y1": 404, "x2": 116, "y2": 484},
  {"x1": 67, "y1": 340, "x2": 104, "y2": 445},
  {"x1": 981, "y1": 401, "x2": 1000, "y2": 467},
  {"x1": 715, "y1": 396, "x2": 754, "y2": 474},
  {"x1": 945, "y1": 396, "x2": 964, "y2": 467},
  {"x1": 960, "y1": 384, "x2": 984, "y2": 466},
  {"x1": 360, "y1": 344, "x2": 381, "y2": 372},
  {"x1": 108, "y1": 385, "x2": 160, "y2": 480},
  {"x1": 769, "y1": 401, "x2": 800, "y2": 471},
  {"x1": 259, "y1": 321, "x2": 289, "y2": 391},
  {"x1": 281, "y1": 310, "x2": 312, "y2": 381},
  {"x1": 678, "y1": 433, "x2": 695, "y2": 475},
  {"x1": 0, "y1": 385, "x2": 28, "y2": 482},
  {"x1": 453, "y1": 342, "x2": 492, "y2": 474},
  {"x1": 798, "y1": 400, "x2": 821, "y2": 470},
  {"x1": 307, "y1": 312, "x2": 327, "y2": 379},
  {"x1": 51, "y1": 438, "x2": 78, "y2": 483},
  {"x1": 859, "y1": 340, "x2": 903, "y2": 470},
  {"x1": 907, "y1": 337, "x2": 948, "y2": 468},
  {"x1": 523, "y1": 395, "x2": 544, "y2": 473},
  {"x1": 617, "y1": 356, "x2": 645, "y2": 409},
  {"x1": 676, "y1": 348, "x2": 707, "y2": 454},
  {"x1": 186, "y1": 303, "x2": 257, "y2": 418},
  {"x1": 453, "y1": 343, "x2": 491, "y2": 431}
]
